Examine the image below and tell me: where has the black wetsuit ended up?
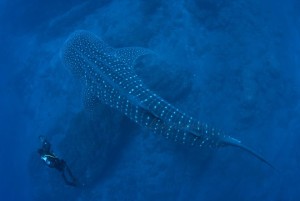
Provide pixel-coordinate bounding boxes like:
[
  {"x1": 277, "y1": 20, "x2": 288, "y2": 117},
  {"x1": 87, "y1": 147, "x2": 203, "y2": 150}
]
[{"x1": 38, "y1": 139, "x2": 77, "y2": 187}]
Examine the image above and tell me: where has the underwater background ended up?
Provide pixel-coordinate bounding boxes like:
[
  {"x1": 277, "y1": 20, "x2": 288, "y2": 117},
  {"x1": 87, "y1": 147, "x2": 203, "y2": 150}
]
[{"x1": 0, "y1": 0, "x2": 300, "y2": 200}]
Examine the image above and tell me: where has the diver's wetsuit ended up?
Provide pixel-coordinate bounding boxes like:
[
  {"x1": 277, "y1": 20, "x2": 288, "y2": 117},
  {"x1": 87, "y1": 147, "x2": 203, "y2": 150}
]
[{"x1": 38, "y1": 137, "x2": 77, "y2": 187}]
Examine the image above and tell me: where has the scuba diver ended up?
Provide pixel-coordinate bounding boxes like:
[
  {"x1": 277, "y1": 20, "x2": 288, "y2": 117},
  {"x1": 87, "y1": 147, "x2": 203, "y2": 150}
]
[{"x1": 38, "y1": 135, "x2": 78, "y2": 187}]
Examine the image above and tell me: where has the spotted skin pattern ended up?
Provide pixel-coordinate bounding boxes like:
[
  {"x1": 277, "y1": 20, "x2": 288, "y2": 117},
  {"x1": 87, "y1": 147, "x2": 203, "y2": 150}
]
[{"x1": 62, "y1": 31, "x2": 274, "y2": 168}]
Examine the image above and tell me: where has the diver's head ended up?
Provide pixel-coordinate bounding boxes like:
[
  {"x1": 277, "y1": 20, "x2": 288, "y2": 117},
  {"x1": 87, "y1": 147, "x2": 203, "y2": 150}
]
[{"x1": 39, "y1": 135, "x2": 46, "y2": 143}]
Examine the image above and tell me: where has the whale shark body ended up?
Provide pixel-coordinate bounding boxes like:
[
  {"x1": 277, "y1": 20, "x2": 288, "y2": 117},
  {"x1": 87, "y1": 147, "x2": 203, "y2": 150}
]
[{"x1": 62, "y1": 30, "x2": 273, "y2": 168}]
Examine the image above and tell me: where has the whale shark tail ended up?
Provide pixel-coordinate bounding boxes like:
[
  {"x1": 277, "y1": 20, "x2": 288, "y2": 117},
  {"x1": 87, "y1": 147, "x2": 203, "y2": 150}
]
[{"x1": 222, "y1": 136, "x2": 275, "y2": 170}]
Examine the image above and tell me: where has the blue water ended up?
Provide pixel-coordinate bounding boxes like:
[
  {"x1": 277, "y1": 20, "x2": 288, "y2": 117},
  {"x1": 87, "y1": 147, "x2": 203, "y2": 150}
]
[{"x1": 1, "y1": 0, "x2": 299, "y2": 201}]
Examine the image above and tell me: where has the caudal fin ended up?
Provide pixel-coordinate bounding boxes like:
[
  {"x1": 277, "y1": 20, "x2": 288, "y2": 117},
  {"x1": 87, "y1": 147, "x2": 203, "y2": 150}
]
[{"x1": 223, "y1": 136, "x2": 275, "y2": 170}]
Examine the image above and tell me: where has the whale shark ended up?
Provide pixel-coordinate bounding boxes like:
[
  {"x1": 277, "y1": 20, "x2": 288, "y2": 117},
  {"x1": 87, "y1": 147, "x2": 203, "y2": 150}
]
[{"x1": 62, "y1": 30, "x2": 273, "y2": 169}]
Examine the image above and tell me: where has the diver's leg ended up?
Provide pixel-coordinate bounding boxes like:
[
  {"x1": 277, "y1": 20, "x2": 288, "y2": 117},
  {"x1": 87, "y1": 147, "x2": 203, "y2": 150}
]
[
  {"x1": 62, "y1": 163, "x2": 78, "y2": 186},
  {"x1": 62, "y1": 171, "x2": 77, "y2": 186}
]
